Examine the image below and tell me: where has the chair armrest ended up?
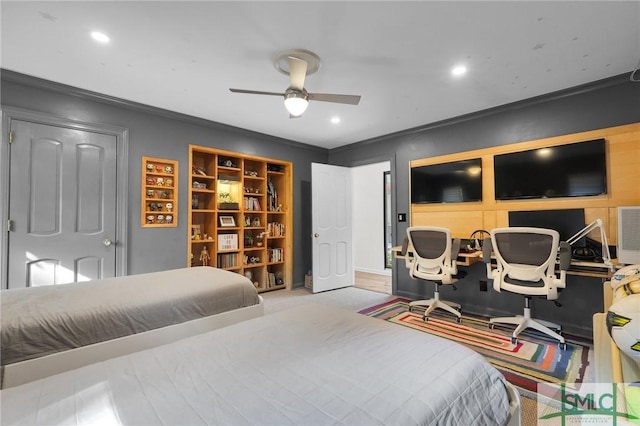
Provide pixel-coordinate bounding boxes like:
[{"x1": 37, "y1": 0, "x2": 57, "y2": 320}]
[
  {"x1": 451, "y1": 238, "x2": 461, "y2": 258},
  {"x1": 482, "y1": 238, "x2": 492, "y2": 263},
  {"x1": 558, "y1": 241, "x2": 571, "y2": 271}
]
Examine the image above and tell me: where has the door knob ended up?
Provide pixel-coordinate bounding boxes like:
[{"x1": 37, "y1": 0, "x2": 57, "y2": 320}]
[{"x1": 103, "y1": 238, "x2": 113, "y2": 247}]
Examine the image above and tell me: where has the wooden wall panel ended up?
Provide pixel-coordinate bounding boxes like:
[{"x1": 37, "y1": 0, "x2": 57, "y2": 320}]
[
  {"x1": 410, "y1": 123, "x2": 640, "y2": 241},
  {"x1": 411, "y1": 210, "x2": 484, "y2": 237}
]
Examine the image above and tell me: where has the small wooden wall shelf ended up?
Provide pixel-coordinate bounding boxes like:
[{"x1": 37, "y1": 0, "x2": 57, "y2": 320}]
[{"x1": 141, "y1": 156, "x2": 178, "y2": 228}]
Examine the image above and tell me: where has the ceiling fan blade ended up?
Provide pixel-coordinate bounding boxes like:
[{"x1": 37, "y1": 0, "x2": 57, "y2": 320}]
[
  {"x1": 308, "y1": 93, "x2": 361, "y2": 105},
  {"x1": 229, "y1": 88, "x2": 284, "y2": 97},
  {"x1": 288, "y1": 56, "x2": 307, "y2": 91}
]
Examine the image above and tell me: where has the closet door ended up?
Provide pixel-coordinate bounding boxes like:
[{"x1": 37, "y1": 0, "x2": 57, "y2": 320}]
[{"x1": 7, "y1": 120, "x2": 118, "y2": 288}]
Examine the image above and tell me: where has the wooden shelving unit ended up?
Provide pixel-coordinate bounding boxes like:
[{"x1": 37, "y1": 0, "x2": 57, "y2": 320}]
[
  {"x1": 188, "y1": 145, "x2": 293, "y2": 292},
  {"x1": 141, "y1": 156, "x2": 178, "y2": 227}
]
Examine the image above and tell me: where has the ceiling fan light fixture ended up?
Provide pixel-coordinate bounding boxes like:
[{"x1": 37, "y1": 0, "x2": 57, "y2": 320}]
[{"x1": 284, "y1": 91, "x2": 309, "y2": 116}]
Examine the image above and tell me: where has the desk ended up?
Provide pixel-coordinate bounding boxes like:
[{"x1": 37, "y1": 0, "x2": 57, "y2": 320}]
[{"x1": 392, "y1": 246, "x2": 617, "y2": 278}]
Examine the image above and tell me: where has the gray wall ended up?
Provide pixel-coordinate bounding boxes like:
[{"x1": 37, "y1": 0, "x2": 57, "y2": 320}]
[
  {"x1": 3, "y1": 70, "x2": 640, "y2": 336},
  {"x1": 1, "y1": 71, "x2": 327, "y2": 283},
  {"x1": 328, "y1": 73, "x2": 640, "y2": 337}
]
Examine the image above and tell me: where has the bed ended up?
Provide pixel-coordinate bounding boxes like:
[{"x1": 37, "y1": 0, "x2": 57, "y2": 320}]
[
  {"x1": 1, "y1": 266, "x2": 263, "y2": 388},
  {"x1": 1, "y1": 303, "x2": 520, "y2": 425}
]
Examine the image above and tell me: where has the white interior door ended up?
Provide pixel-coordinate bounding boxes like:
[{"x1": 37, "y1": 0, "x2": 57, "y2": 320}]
[{"x1": 311, "y1": 163, "x2": 353, "y2": 293}]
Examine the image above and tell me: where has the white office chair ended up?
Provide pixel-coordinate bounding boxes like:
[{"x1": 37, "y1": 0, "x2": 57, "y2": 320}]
[
  {"x1": 406, "y1": 226, "x2": 462, "y2": 322},
  {"x1": 484, "y1": 227, "x2": 572, "y2": 349}
]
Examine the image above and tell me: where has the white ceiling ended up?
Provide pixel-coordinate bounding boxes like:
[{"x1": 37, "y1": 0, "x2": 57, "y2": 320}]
[{"x1": 2, "y1": 1, "x2": 639, "y2": 149}]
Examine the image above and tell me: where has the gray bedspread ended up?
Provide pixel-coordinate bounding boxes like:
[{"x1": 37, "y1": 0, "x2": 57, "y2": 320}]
[
  {"x1": 1, "y1": 267, "x2": 259, "y2": 366},
  {"x1": 1, "y1": 303, "x2": 511, "y2": 426}
]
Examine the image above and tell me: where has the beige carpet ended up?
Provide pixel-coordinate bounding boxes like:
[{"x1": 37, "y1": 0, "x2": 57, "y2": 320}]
[{"x1": 261, "y1": 286, "x2": 541, "y2": 424}]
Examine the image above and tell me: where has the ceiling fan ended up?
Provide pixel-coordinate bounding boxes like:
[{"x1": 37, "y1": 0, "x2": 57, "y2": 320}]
[{"x1": 229, "y1": 49, "x2": 361, "y2": 117}]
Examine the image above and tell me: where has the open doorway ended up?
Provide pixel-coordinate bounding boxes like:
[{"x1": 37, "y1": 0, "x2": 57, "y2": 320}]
[{"x1": 352, "y1": 161, "x2": 391, "y2": 294}]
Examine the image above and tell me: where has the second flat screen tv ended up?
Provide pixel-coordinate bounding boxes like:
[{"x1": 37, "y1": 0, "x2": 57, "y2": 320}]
[
  {"x1": 494, "y1": 139, "x2": 607, "y2": 200},
  {"x1": 411, "y1": 158, "x2": 482, "y2": 204}
]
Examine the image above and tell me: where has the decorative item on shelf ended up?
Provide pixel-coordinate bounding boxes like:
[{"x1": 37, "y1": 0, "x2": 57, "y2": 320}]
[
  {"x1": 276, "y1": 272, "x2": 284, "y2": 286},
  {"x1": 192, "y1": 166, "x2": 207, "y2": 176},
  {"x1": 191, "y1": 224, "x2": 202, "y2": 240},
  {"x1": 146, "y1": 177, "x2": 155, "y2": 185},
  {"x1": 146, "y1": 189, "x2": 154, "y2": 198},
  {"x1": 244, "y1": 234, "x2": 253, "y2": 247},
  {"x1": 219, "y1": 158, "x2": 236, "y2": 168},
  {"x1": 219, "y1": 216, "x2": 236, "y2": 227},
  {"x1": 164, "y1": 165, "x2": 173, "y2": 174},
  {"x1": 244, "y1": 216, "x2": 251, "y2": 226},
  {"x1": 249, "y1": 256, "x2": 260, "y2": 264},
  {"x1": 267, "y1": 178, "x2": 278, "y2": 211},
  {"x1": 200, "y1": 246, "x2": 211, "y2": 266},
  {"x1": 146, "y1": 163, "x2": 154, "y2": 171},
  {"x1": 267, "y1": 164, "x2": 283, "y2": 172},
  {"x1": 165, "y1": 178, "x2": 173, "y2": 187},
  {"x1": 244, "y1": 271, "x2": 253, "y2": 281},
  {"x1": 155, "y1": 164, "x2": 163, "y2": 172},
  {"x1": 156, "y1": 177, "x2": 164, "y2": 186},
  {"x1": 192, "y1": 194, "x2": 199, "y2": 209},
  {"x1": 243, "y1": 255, "x2": 249, "y2": 265},
  {"x1": 218, "y1": 192, "x2": 239, "y2": 210},
  {"x1": 252, "y1": 217, "x2": 261, "y2": 227},
  {"x1": 146, "y1": 215, "x2": 154, "y2": 224},
  {"x1": 255, "y1": 233, "x2": 264, "y2": 247},
  {"x1": 166, "y1": 215, "x2": 173, "y2": 224},
  {"x1": 157, "y1": 215, "x2": 165, "y2": 224},
  {"x1": 244, "y1": 170, "x2": 258, "y2": 177},
  {"x1": 157, "y1": 190, "x2": 171, "y2": 199},
  {"x1": 166, "y1": 202, "x2": 173, "y2": 212}
]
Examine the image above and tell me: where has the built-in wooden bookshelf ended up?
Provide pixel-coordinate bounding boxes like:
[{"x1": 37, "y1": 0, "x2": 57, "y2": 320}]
[
  {"x1": 188, "y1": 145, "x2": 293, "y2": 292},
  {"x1": 141, "y1": 156, "x2": 178, "y2": 228}
]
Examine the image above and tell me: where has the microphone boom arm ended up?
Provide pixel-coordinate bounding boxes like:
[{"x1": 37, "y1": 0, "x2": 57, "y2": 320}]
[{"x1": 566, "y1": 218, "x2": 614, "y2": 271}]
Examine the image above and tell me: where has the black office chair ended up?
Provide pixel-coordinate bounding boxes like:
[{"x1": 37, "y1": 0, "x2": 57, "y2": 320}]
[
  {"x1": 484, "y1": 227, "x2": 572, "y2": 348},
  {"x1": 406, "y1": 226, "x2": 463, "y2": 322}
]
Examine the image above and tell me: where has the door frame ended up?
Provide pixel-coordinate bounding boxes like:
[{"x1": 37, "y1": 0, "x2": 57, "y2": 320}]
[
  {"x1": 0, "y1": 107, "x2": 129, "y2": 289},
  {"x1": 347, "y1": 153, "x2": 397, "y2": 294}
]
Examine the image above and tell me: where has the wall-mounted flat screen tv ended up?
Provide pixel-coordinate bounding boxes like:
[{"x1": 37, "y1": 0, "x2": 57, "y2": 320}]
[
  {"x1": 411, "y1": 158, "x2": 482, "y2": 204},
  {"x1": 494, "y1": 139, "x2": 606, "y2": 201}
]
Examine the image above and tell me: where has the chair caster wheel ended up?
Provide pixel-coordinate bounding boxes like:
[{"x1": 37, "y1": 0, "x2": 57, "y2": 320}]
[
  {"x1": 408, "y1": 306, "x2": 413, "y2": 313},
  {"x1": 559, "y1": 342, "x2": 567, "y2": 350},
  {"x1": 422, "y1": 315, "x2": 428, "y2": 322},
  {"x1": 488, "y1": 323, "x2": 495, "y2": 329},
  {"x1": 456, "y1": 316, "x2": 462, "y2": 323},
  {"x1": 511, "y1": 337, "x2": 518, "y2": 345}
]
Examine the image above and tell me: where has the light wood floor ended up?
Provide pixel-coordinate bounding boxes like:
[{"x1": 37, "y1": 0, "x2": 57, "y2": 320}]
[{"x1": 354, "y1": 270, "x2": 392, "y2": 294}]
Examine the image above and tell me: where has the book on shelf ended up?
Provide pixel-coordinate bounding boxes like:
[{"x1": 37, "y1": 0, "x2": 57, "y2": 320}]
[
  {"x1": 244, "y1": 196, "x2": 261, "y2": 211},
  {"x1": 216, "y1": 253, "x2": 239, "y2": 268},
  {"x1": 267, "y1": 222, "x2": 285, "y2": 237},
  {"x1": 267, "y1": 247, "x2": 284, "y2": 263}
]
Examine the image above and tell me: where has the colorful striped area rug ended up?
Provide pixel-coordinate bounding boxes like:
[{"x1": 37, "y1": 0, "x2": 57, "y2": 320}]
[{"x1": 359, "y1": 298, "x2": 592, "y2": 394}]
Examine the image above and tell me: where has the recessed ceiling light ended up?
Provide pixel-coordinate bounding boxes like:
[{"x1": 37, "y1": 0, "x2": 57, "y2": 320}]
[
  {"x1": 91, "y1": 31, "x2": 110, "y2": 43},
  {"x1": 451, "y1": 65, "x2": 467, "y2": 76},
  {"x1": 331, "y1": 116, "x2": 341, "y2": 124}
]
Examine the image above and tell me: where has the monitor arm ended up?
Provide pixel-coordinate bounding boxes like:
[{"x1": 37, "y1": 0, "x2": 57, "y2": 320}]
[{"x1": 566, "y1": 218, "x2": 614, "y2": 271}]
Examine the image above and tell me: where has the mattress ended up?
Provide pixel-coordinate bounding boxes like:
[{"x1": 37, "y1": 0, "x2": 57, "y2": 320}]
[
  {"x1": 1, "y1": 267, "x2": 259, "y2": 366},
  {"x1": 1, "y1": 303, "x2": 512, "y2": 425}
]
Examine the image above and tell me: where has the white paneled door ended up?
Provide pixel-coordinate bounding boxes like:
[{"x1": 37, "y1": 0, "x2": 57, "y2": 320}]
[
  {"x1": 7, "y1": 120, "x2": 118, "y2": 288},
  {"x1": 311, "y1": 163, "x2": 353, "y2": 293}
]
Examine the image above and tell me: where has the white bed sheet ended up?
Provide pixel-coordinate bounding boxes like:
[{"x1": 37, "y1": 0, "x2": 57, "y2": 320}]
[{"x1": 1, "y1": 303, "x2": 511, "y2": 425}]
